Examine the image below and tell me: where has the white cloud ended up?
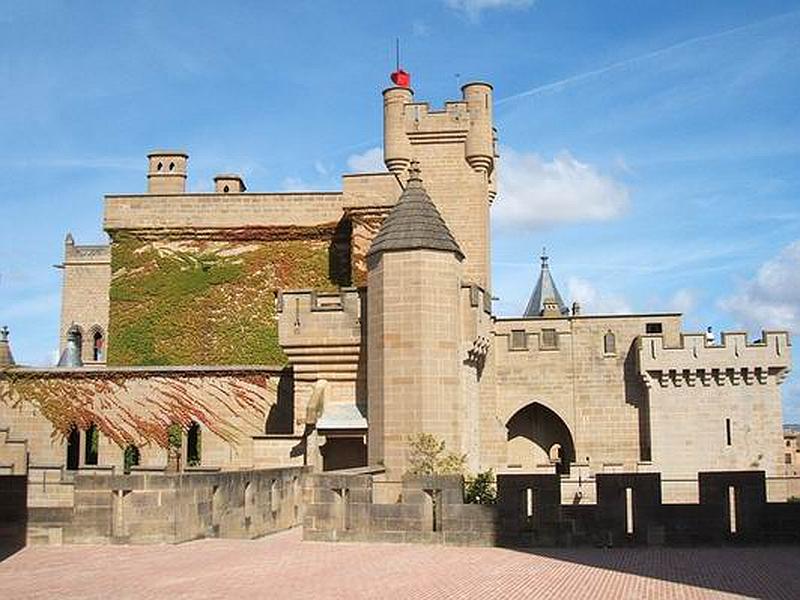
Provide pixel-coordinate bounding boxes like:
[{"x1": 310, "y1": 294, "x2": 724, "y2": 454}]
[
  {"x1": 494, "y1": 148, "x2": 629, "y2": 230},
  {"x1": 280, "y1": 177, "x2": 311, "y2": 192},
  {"x1": 668, "y1": 288, "x2": 697, "y2": 315},
  {"x1": 719, "y1": 240, "x2": 800, "y2": 333},
  {"x1": 314, "y1": 161, "x2": 329, "y2": 176},
  {"x1": 346, "y1": 147, "x2": 385, "y2": 173},
  {"x1": 445, "y1": 0, "x2": 534, "y2": 20},
  {"x1": 566, "y1": 277, "x2": 632, "y2": 315}
]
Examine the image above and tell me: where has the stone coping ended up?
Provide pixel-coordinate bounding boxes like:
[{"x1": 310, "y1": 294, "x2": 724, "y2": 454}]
[
  {"x1": 0, "y1": 364, "x2": 286, "y2": 377},
  {"x1": 105, "y1": 191, "x2": 342, "y2": 199},
  {"x1": 495, "y1": 312, "x2": 681, "y2": 322}
]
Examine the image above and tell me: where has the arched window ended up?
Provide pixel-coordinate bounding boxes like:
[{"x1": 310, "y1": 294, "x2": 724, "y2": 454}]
[
  {"x1": 187, "y1": 422, "x2": 201, "y2": 467},
  {"x1": 66, "y1": 426, "x2": 80, "y2": 470},
  {"x1": 603, "y1": 331, "x2": 616, "y2": 355},
  {"x1": 92, "y1": 328, "x2": 104, "y2": 361},
  {"x1": 85, "y1": 423, "x2": 98, "y2": 466}
]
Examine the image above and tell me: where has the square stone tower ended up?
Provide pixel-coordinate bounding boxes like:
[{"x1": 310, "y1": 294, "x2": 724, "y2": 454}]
[{"x1": 382, "y1": 82, "x2": 497, "y2": 292}]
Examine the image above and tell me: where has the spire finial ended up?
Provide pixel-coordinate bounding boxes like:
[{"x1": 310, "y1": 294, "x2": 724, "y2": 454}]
[
  {"x1": 540, "y1": 247, "x2": 549, "y2": 268},
  {"x1": 407, "y1": 159, "x2": 422, "y2": 186},
  {"x1": 0, "y1": 326, "x2": 8, "y2": 342}
]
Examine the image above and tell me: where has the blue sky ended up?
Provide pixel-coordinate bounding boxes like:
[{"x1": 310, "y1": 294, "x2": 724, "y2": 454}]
[{"x1": 1, "y1": 1, "x2": 798, "y2": 418}]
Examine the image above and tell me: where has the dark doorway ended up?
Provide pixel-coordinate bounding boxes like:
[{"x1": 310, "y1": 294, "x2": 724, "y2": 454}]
[
  {"x1": 187, "y1": 422, "x2": 201, "y2": 467},
  {"x1": 321, "y1": 437, "x2": 367, "y2": 471}
]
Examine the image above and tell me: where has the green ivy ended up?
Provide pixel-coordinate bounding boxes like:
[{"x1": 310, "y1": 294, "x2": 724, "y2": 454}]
[
  {"x1": 107, "y1": 233, "x2": 339, "y2": 366},
  {"x1": 167, "y1": 423, "x2": 183, "y2": 449}
]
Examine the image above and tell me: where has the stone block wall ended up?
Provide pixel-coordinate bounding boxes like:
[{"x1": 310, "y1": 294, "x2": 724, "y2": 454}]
[
  {"x1": 494, "y1": 314, "x2": 683, "y2": 474},
  {"x1": 305, "y1": 470, "x2": 800, "y2": 548},
  {"x1": 304, "y1": 472, "x2": 496, "y2": 546},
  {"x1": 30, "y1": 466, "x2": 307, "y2": 545}
]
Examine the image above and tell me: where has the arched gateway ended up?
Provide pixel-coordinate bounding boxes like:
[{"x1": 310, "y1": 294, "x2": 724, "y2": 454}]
[{"x1": 506, "y1": 402, "x2": 576, "y2": 475}]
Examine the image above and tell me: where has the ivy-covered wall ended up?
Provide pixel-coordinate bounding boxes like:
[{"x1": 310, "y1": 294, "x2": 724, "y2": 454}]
[{"x1": 108, "y1": 229, "x2": 349, "y2": 366}]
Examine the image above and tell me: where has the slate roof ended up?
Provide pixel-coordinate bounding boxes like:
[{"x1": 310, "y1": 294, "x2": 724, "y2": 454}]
[
  {"x1": 316, "y1": 403, "x2": 368, "y2": 431},
  {"x1": 523, "y1": 252, "x2": 570, "y2": 317},
  {"x1": 367, "y1": 162, "x2": 464, "y2": 260},
  {"x1": 57, "y1": 324, "x2": 83, "y2": 367}
]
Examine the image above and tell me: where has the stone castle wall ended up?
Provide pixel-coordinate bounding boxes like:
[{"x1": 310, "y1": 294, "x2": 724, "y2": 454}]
[
  {"x1": 304, "y1": 470, "x2": 800, "y2": 548},
  {"x1": 641, "y1": 332, "x2": 790, "y2": 485},
  {"x1": 493, "y1": 314, "x2": 682, "y2": 473}
]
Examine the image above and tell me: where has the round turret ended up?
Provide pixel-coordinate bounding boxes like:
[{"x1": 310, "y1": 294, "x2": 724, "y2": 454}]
[
  {"x1": 383, "y1": 87, "x2": 413, "y2": 175},
  {"x1": 462, "y1": 82, "x2": 494, "y2": 174}
]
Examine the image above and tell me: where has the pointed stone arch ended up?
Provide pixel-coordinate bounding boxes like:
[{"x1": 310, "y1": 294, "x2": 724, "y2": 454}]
[{"x1": 505, "y1": 402, "x2": 576, "y2": 475}]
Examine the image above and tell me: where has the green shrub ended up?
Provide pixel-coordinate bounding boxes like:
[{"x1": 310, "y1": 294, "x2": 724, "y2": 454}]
[
  {"x1": 123, "y1": 445, "x2": 140, "y2": 473},
  {"x1": 465, "y1": 469, "x2": 497, "y2": 505}
]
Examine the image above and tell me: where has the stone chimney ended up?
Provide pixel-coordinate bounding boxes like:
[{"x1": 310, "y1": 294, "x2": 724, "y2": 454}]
[
  {"x1": 214, "y1": 174, "x2": 246, "y2": 193},
  {"x1": 147, "y1": 151, "x2": 188, "y2": 194}
]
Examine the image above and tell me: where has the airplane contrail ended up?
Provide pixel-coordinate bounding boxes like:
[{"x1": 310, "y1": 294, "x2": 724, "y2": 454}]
[{"x1": 497, "y1": 9, "x2": 800, "y2": 106}]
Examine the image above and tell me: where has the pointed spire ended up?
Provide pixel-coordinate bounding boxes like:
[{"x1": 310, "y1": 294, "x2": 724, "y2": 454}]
[
  {"x1": 523, "y1": 250, "x2": 569, "y2": 317},
  {"x1": 366, "y1": 160, "x2": 463, "y2": 260},
  {"x1": 57, "y1": 324, "x2": 83, "y2": 367},
  {"x1": 0, "y1": 326, "x2": 15, "y2": 367}
]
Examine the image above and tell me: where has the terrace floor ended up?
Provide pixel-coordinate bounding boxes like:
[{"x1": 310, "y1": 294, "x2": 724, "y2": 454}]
[{"x1": 1, "y1": 528, "x2": 799, "y2": 599}]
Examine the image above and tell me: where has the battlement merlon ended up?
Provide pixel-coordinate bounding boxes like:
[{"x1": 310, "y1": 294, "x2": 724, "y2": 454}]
[
  {"x1": 638, "y1": 331, "x2": 792, "y2": 387},
  {"x1": 382, "y1": 81, "x2": 495, "y2": 177},
  {"x1": 61, "y1": 234, "x2": 110, "y2": 266}
]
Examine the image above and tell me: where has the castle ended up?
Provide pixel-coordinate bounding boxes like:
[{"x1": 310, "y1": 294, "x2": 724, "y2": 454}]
[{"x1": 0, "y1": 76, "x2": 794, "y2": 537}]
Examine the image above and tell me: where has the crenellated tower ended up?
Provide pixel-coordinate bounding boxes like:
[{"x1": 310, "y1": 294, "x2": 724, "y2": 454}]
[{"x1": 382, "y1": 81, "x2": 497, "y2": 291}]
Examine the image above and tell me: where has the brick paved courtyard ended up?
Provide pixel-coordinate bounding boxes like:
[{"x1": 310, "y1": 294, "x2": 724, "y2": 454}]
[{"x1": 1, "y1": 528, "x2": 799, "y2": 599}]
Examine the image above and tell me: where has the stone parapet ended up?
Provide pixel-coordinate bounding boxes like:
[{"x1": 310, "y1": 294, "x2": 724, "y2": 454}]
[
  {"x1": 27, "y1": 466, "x2": 307, "y2": 545},
  {"x1": 104, "y1": 192, "x2": 345, "y2": 231},
  {"x1": 638, "y1": 331, "x2": 792, "y2": 387}
]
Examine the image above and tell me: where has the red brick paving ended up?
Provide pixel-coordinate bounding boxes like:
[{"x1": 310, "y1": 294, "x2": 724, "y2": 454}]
[{"x1": 1, "y1": 528, "x2": 799, "y2": 599}]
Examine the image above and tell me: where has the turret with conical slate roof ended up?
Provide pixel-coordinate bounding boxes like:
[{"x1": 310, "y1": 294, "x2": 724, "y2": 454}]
[
  {"x1": 367, "y1": 162, "x2": 466, "y2": 475},
  {"x1": 524, "y1": 249, "x2": 570, "y2": 317}
]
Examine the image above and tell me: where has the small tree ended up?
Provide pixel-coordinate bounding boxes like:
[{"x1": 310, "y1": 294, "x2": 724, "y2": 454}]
[{"x1": 406, "y1": 433, "x2": 466, "y2": 476}]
